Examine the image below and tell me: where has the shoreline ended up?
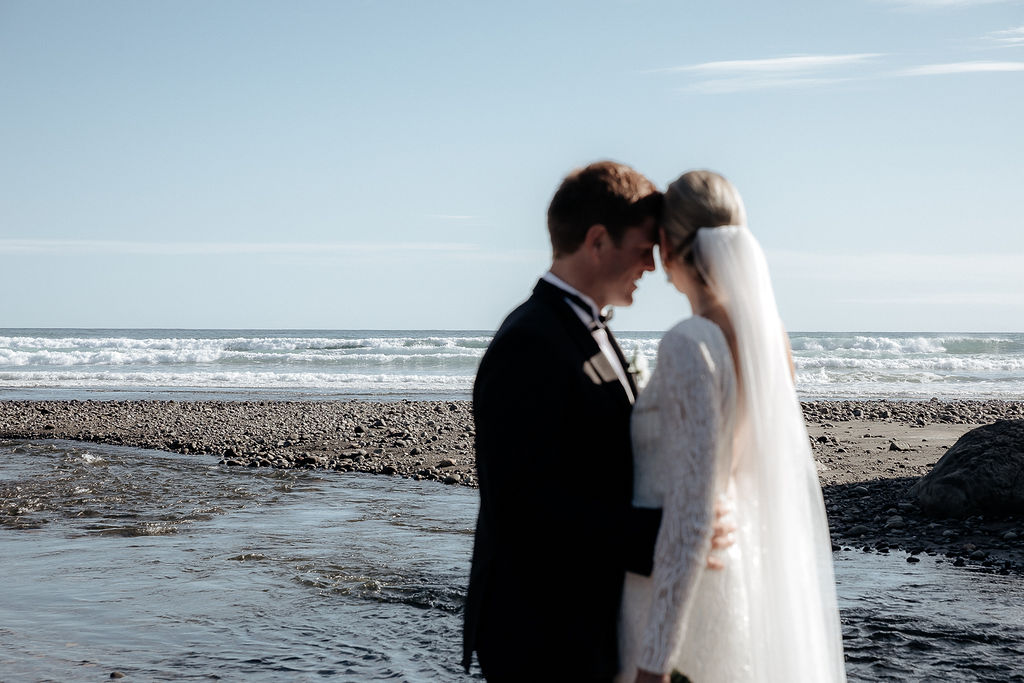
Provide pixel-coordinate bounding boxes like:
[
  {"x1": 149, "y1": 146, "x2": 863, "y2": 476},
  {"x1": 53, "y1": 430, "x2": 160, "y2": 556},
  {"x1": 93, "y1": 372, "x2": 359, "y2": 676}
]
[{"x1": 2, "y1": 398, "x2": 1023, "y2": 572}]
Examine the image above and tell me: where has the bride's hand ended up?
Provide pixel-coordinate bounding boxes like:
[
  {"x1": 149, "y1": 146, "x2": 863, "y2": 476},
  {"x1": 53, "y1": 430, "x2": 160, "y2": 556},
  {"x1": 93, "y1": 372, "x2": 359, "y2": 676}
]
[{"x1": 706, "y1": 494, "x2": 737, "y2": 569}]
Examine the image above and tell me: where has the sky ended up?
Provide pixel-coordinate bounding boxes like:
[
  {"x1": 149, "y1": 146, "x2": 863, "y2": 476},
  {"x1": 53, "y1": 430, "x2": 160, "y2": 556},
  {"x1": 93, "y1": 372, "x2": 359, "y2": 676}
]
[{"x1": 1, "y1": 0, "x2": 1022, "y2": 332}]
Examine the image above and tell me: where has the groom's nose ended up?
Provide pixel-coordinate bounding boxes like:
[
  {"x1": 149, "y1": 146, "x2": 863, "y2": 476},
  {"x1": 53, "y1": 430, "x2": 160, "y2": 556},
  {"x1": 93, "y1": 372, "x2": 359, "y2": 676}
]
[{"x1": 642, "y1": 248, "x2": 656, "y2": 271}]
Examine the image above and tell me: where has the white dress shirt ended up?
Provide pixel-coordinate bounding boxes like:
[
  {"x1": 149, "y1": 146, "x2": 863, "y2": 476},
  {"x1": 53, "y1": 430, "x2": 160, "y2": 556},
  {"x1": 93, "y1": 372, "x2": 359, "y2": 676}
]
[{"x1": 542, "y1": 272, "x2": 635, "y2": 404}]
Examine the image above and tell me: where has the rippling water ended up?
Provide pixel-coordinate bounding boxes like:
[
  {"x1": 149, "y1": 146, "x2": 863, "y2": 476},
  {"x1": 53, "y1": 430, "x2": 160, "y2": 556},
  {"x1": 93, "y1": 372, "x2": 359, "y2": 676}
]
[{"x1": 2, "y1": 440, "x2": 1022, "y2": 682}]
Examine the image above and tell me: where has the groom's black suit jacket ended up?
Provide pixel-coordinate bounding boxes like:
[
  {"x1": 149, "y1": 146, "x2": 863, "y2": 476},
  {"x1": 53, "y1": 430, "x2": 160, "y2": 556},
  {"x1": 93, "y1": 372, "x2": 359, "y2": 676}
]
[{"x1": 463, "y1": 279, "x2": 661, "y2": 680}]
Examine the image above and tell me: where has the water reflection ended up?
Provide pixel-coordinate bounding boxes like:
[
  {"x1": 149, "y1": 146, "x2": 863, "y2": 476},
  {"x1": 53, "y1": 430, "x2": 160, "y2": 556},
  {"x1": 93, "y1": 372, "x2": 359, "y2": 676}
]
[{"x1": 1, "y1": 440, "x2": 1022, "y2": 682}]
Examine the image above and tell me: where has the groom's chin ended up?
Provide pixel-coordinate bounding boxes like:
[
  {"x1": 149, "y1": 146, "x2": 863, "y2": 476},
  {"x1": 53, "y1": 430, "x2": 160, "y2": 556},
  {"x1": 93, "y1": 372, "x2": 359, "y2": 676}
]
[{"x1": 614, "y1": 293, "x2": 635, "y2": 308}]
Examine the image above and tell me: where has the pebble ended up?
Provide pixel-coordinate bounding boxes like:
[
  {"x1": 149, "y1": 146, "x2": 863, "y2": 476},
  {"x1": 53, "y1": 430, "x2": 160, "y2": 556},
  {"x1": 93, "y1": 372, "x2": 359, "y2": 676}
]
[{"x1": 885, "y1": 515, "x2": 905, "y2": 529}]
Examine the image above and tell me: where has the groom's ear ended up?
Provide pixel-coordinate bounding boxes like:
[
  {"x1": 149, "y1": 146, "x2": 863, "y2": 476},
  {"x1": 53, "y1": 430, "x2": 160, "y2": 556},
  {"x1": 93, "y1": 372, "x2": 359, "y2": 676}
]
[{"x1": 583, "y1": 224, "x2": 609, "y2": 257}]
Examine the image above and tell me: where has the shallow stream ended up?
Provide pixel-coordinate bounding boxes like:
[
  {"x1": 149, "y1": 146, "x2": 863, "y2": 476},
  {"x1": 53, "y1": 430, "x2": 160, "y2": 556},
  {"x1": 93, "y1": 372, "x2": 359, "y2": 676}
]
[{"x1": 1, "y1": 440, "x2": 1021, "y2": 682}]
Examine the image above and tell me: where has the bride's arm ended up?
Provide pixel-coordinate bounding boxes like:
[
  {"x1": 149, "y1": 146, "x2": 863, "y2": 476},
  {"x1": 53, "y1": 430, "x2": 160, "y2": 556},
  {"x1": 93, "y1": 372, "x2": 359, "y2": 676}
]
[{"x1": 635, "y1": 334, "x2": 723, "y2": 677}]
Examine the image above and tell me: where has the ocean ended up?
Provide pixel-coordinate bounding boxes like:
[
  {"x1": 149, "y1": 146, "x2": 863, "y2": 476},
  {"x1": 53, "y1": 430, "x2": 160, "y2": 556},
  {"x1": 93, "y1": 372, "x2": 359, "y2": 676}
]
[{"x1": 1, "y1": 328, "x2": 1022, "y2": 402}]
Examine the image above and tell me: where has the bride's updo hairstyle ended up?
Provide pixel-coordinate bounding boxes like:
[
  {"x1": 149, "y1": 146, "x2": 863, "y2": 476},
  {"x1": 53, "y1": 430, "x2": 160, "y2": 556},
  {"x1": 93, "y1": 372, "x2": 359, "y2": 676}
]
[{"x1": 661, "y1": 170, "x2": 746, "y2": 269}]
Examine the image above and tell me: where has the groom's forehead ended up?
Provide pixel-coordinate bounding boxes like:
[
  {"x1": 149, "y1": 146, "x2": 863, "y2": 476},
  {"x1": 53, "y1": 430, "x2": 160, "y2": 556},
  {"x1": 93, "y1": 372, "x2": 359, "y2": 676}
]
[{"x1": 625, "y1": 217, "x2": 658, "y2": 244}]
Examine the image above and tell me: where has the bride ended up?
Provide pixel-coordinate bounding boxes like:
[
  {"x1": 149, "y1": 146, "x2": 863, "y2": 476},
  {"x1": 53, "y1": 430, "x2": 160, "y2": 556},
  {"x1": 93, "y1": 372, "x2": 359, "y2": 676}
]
[{"x1": 617, "y1": 171, "x2": 846, "y2": 683}]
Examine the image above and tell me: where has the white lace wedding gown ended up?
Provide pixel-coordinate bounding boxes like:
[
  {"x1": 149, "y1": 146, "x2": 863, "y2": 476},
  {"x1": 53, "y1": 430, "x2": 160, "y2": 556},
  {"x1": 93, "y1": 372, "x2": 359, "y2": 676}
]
[
  {"x1": 618, "y1": 317, "x2": 752, "y2": 682},
  {"x1": 617, "y1": 226, "x2": 846, "y2": 683}
]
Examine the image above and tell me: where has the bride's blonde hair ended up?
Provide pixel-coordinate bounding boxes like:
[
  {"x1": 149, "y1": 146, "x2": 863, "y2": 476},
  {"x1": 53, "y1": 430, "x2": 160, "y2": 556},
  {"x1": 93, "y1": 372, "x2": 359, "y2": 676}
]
[{"x1": 661, "y1": 170, "x2": 747, "y2": 266}]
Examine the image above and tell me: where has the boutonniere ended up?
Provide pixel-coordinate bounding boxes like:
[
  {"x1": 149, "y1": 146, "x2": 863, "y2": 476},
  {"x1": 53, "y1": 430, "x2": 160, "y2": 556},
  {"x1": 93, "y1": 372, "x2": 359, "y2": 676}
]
[{"x1": 627, "y1": 349, "x2": 650, "y2": 391}]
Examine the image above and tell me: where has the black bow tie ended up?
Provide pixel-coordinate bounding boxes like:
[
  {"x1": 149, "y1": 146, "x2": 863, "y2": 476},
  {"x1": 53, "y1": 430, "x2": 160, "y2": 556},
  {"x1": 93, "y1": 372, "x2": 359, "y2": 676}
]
[{"x1": 560, "y1": 291, "x2": 613, "y2": 329}]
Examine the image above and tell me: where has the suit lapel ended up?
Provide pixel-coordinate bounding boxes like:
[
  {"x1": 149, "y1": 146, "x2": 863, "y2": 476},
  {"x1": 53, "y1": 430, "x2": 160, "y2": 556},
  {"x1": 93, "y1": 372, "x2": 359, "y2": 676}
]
[
  {"x1": 604, "y1": 326, "x2": 638, "y2": 398},
  {"x1": 532, "y1": 279, "x2": 634, "y2": 407}
]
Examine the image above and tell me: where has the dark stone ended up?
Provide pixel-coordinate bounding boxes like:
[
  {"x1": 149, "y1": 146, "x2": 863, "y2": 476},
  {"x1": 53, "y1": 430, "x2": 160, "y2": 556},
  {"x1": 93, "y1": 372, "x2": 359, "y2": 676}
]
[
  {"x1": 889, "y1": 439, "x2": 912, "y2": 452},
  {"x1": 910, "y1": 420, "x2": 1024, "y2": 518},
  {"x1": 907, "y1": 555, "x2": 920, "y2": 563}
]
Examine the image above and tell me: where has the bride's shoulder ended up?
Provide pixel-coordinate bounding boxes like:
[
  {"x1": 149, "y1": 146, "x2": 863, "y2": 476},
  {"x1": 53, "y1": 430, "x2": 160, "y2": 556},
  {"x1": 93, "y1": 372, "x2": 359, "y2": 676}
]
[
  {"x1": 661, "y1": 316, "x2": 727, "y2": 350},
  {"x1": 656, "y1": 317, "x2": 731, "y2": 375}
]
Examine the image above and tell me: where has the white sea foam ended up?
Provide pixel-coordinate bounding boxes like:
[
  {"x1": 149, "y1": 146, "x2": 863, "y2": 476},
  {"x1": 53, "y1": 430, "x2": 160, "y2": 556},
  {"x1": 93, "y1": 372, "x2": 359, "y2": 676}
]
[
  {"x1": 1, "y1": 330, "x2": 1021, "y2": 400},
  {"x1": 0, "y1": 333, "x2": 490, "y2": 369},
  {"x1": 0, "y1": 370, "x2": 475, "y2": 395},
  {"x1": 789, "y1": 334, "x2": 1020, "y2": 355},
  {"x1": 0, "y1": 348, "x2": 484, "y2": 367},
  {"x1": 794, "y1": 355, "x2": 1024, "y2": 372}
]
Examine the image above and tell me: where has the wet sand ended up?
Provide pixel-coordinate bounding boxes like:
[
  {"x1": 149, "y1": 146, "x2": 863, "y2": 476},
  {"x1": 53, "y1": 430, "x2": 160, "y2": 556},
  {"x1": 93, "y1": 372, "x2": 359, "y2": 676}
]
[{"x1": 2, "y1": 398, "x2": 1023, "y2": 571}]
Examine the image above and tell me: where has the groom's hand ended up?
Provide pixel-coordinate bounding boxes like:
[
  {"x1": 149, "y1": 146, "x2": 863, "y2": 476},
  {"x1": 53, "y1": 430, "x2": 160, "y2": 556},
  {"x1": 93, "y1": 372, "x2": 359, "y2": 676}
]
[{"x1": 634, "y1": 669, "x2": 670, "y2": 683}]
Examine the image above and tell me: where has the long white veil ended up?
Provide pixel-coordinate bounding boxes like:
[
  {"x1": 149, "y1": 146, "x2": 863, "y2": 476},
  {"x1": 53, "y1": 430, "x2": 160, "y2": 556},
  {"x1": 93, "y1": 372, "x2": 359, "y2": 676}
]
[{"x1": 694, "y1": 225, "x2": 847, "y2": 682}]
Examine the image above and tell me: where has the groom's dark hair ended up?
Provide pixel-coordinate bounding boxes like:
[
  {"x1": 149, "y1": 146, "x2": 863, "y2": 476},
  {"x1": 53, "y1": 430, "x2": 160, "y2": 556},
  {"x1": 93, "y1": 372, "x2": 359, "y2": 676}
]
[{"x1": 547, "y1": 160, "x2": 662, "y2": 257}]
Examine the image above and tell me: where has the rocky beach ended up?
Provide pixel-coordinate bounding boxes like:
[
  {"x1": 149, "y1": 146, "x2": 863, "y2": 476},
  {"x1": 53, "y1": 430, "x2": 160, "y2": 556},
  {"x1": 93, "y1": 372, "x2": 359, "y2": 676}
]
[{"x1": 2, "y1": 398, "x2": 1023, "y2": 572}]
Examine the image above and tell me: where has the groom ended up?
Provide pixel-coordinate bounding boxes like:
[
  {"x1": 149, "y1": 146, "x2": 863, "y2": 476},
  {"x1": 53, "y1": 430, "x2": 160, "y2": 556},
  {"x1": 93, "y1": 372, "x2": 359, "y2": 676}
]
[{"x1": 463, "y1": 161, "x2": 665, "y2": 681}]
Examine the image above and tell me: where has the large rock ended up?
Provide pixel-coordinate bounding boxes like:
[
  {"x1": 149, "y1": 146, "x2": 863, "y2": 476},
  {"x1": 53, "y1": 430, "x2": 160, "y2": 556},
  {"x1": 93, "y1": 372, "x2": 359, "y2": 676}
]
[{"x1": 910, "y1": 420, "x2": 1024, "y2": 518}]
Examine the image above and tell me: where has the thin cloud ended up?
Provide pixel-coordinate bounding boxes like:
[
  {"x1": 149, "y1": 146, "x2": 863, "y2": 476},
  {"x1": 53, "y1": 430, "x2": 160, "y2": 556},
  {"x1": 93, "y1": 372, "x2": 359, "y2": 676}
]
[
  {"x1": 659, "y1": 53, "x2": 884, "y2": 74},
  {"x1": 0, "y1": 238, "x2": 547, "y2": 264},
  {"x1": 0, "y1": 239, "x2": 482, "y2": 256},
  {"x1": 655, "y1": 53, "x2": 883, "y2": 93},
  {"x1": 658, "y1": 50, "x2": 1024, "y2": 93},
  {"x1": 987, "y1": 25, "x2": 1024, "y2": 46},
  {"x1": 898, "y1": 60, "x2": 1024, "y2": 75},
  {"x1": 690, "y1": 76, "x2": 848, "y2": 95},
  {"x1": 877, "y1": 0, "x2": 1015, "y2": 8}
]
